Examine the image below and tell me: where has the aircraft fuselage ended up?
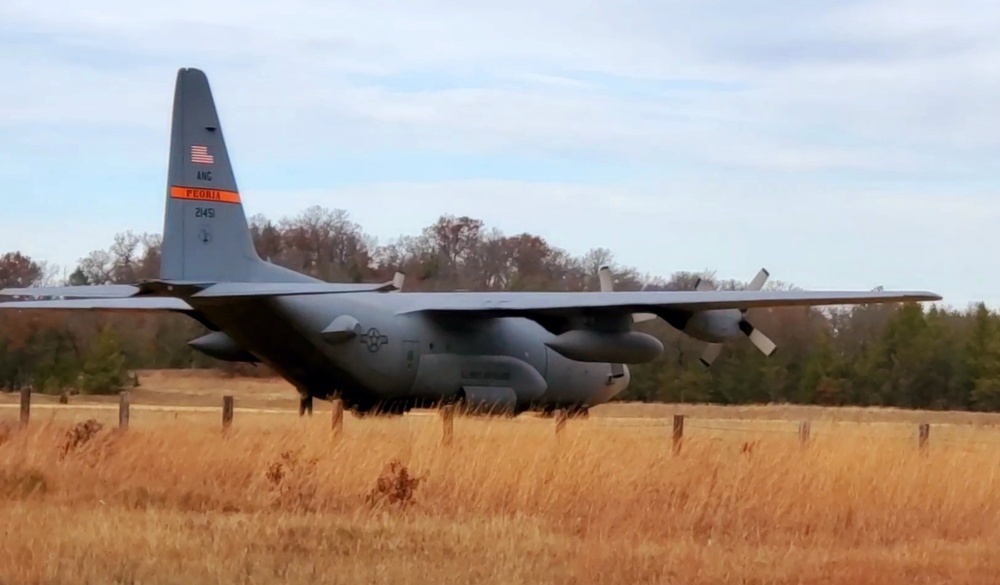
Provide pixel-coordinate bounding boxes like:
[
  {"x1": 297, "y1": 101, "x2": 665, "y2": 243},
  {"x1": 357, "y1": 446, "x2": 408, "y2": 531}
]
[{"x1": 186, "y1": 291, "x2": 630, "y2": 414}]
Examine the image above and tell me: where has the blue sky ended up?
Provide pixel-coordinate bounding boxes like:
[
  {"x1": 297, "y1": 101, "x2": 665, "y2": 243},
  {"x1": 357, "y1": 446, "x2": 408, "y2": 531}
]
[{"x1": 1, "y1": 0, "x2": 999, "y2": 308}]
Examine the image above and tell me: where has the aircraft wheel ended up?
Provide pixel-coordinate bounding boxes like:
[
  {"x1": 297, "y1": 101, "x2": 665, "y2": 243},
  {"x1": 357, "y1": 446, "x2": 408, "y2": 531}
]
[{"x1": 298, "y1": 395, "x2": 314, "y2": 417}]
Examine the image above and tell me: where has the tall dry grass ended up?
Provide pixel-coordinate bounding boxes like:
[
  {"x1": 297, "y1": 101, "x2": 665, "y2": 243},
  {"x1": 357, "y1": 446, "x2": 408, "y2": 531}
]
[{"x1": 1, "y1": 411, "x2": 999, "y2": 584}]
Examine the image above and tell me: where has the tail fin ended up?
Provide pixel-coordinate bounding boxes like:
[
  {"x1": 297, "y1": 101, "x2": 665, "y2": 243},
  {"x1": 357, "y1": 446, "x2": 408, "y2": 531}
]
[{"x1": 160, "y1": 68, "x2": 315, "y2": 284}]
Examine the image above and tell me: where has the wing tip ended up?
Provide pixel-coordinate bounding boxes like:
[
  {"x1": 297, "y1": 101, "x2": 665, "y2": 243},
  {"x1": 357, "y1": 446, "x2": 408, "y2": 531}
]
[{"x1": 895, "y1": 291, "x2": 943, "y2": 302}]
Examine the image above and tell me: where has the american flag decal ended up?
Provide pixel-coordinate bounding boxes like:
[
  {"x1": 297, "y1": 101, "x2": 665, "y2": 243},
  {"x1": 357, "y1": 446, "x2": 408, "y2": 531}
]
[{"x1": 190, "y1": 145, "x2": 214, "y2": 164}]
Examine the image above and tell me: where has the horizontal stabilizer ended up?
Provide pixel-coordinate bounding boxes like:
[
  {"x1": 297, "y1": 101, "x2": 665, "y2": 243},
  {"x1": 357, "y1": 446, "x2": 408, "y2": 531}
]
[
  {"x1": 2, "y1": 278, "x2": 404, "y2": 301},
  {"x1": 0, "y1": 284, "x2": 141, "y2": 298},
  {"x1": 0, "y1": 297, "x2": 194, "y2": 312}
]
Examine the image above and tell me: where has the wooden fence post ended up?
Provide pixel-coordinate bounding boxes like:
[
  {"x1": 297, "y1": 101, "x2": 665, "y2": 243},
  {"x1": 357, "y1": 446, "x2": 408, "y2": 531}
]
[
  {"x1": 798, "y1": 420, "x2": 811, "y2": 446},
  {"x1": 19, "y1": 386, "x2": 30, "y2": 428},
  {"x1": 918, "y1": 423, "x2": 929, "y2": 454},
  {"x1": 441, "y1": 404, "x2": 454, "y2": 447},
  {"x1": 119, "y1": 391, "x2": 130, "y2": 430},
  {"x1": 222, "y1": 395, "x2": 234, "y2": 431},
  {"x1": 331, "y1": 398, "x2": 343, "y2": 437},
  {"x1": 555, "y1": 409, "x2": 567, "y2": 436},
  {"x1": 672, "y1": 414, "x2": 684, "y2": 454}
]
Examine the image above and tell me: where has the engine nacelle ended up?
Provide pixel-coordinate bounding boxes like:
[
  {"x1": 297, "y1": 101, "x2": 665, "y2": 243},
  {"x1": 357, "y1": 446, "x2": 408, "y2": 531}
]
[
  {"x1": 544, "y1": 330, "x2": 663, "y2": 363},
  {"x1": 677, "y1": 309, "x2": 744, "y2": 343},
  {"x1": 188, "y1": 331, "x2": 259, "y2": 363}
]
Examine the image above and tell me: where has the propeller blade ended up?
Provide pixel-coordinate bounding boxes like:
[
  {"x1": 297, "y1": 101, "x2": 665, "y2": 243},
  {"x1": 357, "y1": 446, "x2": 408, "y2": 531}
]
[
  {"x1": 391, "y1": 272, "x2": 405, "y2": 292},
  {"x1": 699, "y1": 343, "x2": 723, "y2": 367},
  {"x1": 596, "y1": 267, "x2": 632, "y2": 378},
  {"x1": 633, "y1": 276, "x2": 657, "y2": 322},
  {"x1": 748, "y1": 328, "x2": 777, "y2": 356},
  {"x1": 600, "y1": 265, "x2": 656, "y2": 323},
  {"x1": 598, "y1": 265, "x2": 613, "y2": 292},
  {"x1": 747, "y1": 268, "x2": 770, "y2": 291},
  {"x1": 738, "y1": 319, "x2": 777, "y2": 356}
]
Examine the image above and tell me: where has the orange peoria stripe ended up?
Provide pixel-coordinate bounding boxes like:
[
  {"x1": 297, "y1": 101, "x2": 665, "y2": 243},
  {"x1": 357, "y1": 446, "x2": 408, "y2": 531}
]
[{"x1": 170, "y1": 186, "x2": 241, "y2": 204}]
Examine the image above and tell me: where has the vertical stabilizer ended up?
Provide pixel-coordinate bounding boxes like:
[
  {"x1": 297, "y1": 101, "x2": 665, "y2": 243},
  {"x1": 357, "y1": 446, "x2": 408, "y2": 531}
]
[{"x1": 160, "y1": 68, "x2": 315, "y2": 284}]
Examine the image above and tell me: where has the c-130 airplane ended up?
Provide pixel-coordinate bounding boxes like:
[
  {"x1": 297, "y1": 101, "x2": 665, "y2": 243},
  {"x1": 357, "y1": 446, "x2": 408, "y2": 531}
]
[{"x1": 0, "y1": 68, "x2": 941, "y2": 417}]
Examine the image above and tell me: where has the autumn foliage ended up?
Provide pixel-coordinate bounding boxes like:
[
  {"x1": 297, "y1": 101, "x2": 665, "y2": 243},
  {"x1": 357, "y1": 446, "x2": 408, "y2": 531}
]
[{"x1": 0, "y1": 206, "x2": 997, "y2": 410}]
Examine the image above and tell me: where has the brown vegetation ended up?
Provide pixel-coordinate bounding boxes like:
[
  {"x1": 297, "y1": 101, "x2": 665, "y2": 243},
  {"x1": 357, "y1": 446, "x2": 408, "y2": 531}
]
[{"x1": 0, "y1": 399, "x2": 999, "y2": 583}]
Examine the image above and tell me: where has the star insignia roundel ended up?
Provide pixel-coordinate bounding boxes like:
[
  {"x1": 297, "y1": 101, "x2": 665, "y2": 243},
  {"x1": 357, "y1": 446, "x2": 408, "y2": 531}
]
[{"x1": 359, "y1": 327, "x2": 389, "y2": 352}]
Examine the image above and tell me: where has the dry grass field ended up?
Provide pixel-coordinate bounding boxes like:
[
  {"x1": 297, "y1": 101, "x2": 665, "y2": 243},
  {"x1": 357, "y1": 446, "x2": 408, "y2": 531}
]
[{"x1": 2, "y1": 369, "x2": 1000, "y2": 584}]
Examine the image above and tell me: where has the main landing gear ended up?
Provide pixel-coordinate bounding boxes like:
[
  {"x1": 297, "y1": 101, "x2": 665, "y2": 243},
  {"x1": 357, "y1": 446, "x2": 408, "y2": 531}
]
[{"x1": 299, "y1": 394, "x2": 313, "y2": 416}]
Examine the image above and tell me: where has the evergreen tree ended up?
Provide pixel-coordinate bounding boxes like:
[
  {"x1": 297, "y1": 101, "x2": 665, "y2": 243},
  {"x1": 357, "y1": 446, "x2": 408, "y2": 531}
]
[
  {"x1": 79, "y1": 326, "x2": 128, "y2": 395},
  {"x1": 964, "y1": 304, "x2": 1000, "y2": 410}
]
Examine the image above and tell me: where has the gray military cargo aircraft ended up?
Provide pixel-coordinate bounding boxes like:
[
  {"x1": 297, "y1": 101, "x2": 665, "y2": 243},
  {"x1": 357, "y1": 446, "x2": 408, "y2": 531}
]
[{"x1": 0, "y1": 68, "x2": 942, "y2": 417}]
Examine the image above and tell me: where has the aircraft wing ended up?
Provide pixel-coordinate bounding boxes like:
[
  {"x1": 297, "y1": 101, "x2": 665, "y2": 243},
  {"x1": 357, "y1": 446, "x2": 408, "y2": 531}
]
[
  {"x1": 0, "y1": 287, "x2": 940, "y2": 316},
  {"x1": 395, "y1": 289, "x2": 941, "y2": 316},
  {"x1": 189, "y1": 282, "x2": 398, "y2": 297}
]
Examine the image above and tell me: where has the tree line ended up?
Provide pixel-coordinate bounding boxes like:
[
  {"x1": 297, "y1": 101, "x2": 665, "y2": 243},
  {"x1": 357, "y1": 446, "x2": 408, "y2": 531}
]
[{"x1": 0, "y1": 206, "x2": 996, "y2": 411}]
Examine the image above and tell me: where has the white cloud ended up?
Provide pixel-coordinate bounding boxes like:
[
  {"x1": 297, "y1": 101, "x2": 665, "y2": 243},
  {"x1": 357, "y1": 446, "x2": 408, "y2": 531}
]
[{"x1": 4, "y1": 0, "x2": 1000, "y2": 167}]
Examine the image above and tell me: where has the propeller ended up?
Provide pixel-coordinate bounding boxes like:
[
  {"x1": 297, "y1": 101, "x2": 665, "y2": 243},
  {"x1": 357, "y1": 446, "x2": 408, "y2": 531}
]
[
  {"x1": 597, "y1": 265, "x2": 651, "y2": 380},
  {"x1": 695, "y1": 268, "x2": 777, "y2": 367},
  {"x1": 598, "y1": 265, "x2": 656, "y2": 323}
]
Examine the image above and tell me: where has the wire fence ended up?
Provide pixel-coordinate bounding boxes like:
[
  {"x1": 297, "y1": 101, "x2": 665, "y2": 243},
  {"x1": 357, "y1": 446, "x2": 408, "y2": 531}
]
[{"x1": 8, "y1": 387, "x2": 1000, "y2": 451}]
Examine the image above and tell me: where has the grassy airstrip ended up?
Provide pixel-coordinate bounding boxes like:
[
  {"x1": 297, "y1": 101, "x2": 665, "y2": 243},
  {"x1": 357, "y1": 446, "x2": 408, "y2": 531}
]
[{"x1": 1, "y1": 369, "x2": 999, "y2": 584}]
